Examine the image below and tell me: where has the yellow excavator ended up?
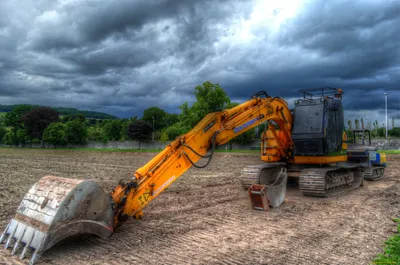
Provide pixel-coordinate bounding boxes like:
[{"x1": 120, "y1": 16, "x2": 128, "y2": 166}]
[{"x1": 1, "y1": 88, "x2": 387, "y2": 264}]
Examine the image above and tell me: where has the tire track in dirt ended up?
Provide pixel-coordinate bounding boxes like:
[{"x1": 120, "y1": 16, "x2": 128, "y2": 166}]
[{"x1": 0, "y1": 150, "x2": 399, "y2": 265}]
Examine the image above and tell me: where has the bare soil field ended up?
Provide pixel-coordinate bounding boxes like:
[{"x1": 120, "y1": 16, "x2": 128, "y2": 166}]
[{"x1": 0, "y1": 149, "x2": 399, "y2": 265}]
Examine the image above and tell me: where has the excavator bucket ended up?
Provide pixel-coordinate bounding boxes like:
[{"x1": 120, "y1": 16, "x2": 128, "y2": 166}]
[
  {"x1": 266, "y1": 168, "x2": 287, "y2": 208},
  {"x1": 0, "y1": 176, "x2": 114, "y2": 265},
  {"x1": 247, "y1": 168, "x2": 288, "y2": 210}
]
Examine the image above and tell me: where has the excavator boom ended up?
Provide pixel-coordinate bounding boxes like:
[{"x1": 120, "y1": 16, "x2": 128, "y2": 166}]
[
  {"x1": 111, "y1": 94, "x2": 292, "y2": 225},
  {"x1": 1, "y1": 92, "x2": 293, "y2": 264}
]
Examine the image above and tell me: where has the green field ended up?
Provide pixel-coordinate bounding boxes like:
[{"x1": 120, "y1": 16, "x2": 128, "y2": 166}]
[
  {"x1": 379, "y1": 150, "x2": 400, "y2": 154},
  {"x1": 1, "y1": 146, "x2": 399, "y2": 155},
  {"x1": 0, "y1": 146, "x2": 261, "y2": 154}
]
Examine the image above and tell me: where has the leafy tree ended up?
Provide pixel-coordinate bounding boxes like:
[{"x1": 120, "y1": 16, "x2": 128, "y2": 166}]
[
  {"x1": 178, "y1": 102, "x2": 196, "y2": 132},
  {"x1": 61, "y1": 114, "x2": 86, "y2": 123},
  {"x1": 163, "y1": 122, "x2": 187, "y2": 140},
  {"x1": 180, "y1": 81, "x2": 231, "y2": 128},
  {"x1": 65, "y1": 120, "x2": 87, "y2": 144},
  {"x1": 16, "y1": 129, "x2": 27, "y2": 146},
  {"x1": 88, "y1": 125, "x2": 107, "y2": 143},
  {"x1": 160, "y1": 131, "x2": 169, "y2": 142},
  {"x1": 4, "y1": 105, "x2": 34, "y2": 129},
  {"x1": 86, "y1": 118, "x2": 98, "y2": 126},
  {"x1": 103, "y1": 120, "x2": 122, "y2": 141},
  {"x1": 154, "y1": 131, "x2": 162, "y2": 141},
  {"x1": 377, "y1": 127, "x2": 385, "y2": 137},
  {"x1": 141, "y1": 107, "x2": 167, "y2": 130},
  {"x1": 161, "y1": 84, "x2": 254, "y2": 143},
  {"x1": 0, "y1": 126, "x2": 6, "y2": 143},
  {"x1": 127, "y1": 120, "x2": 152, "y2": 148},
  {"x1": 22, "y1": 107, "x2": 59, "y2": 146},
  {"x1": 165, "y1": 113, "x2": 179, "y2": 127},
  {"x1": 120, "y1": 119, "x2": 133, "y2": 141},
  {"x1": 389, "y1": 127, "x2": 400, "y2": 137},
  {"x1": 4, "y1": 105, "x2": 34, "y2": 144},
  {"x1": 43, "y1": 123, "x2": 66, "y2": 148},
  {"x1": 2, "y1": 130, "x2": 17, "y2": 145}
]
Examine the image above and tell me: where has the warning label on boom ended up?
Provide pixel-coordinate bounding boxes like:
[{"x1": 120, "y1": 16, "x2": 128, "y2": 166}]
[{"x1": 234, "y1": 117, "x2": 260, "y2": 133}]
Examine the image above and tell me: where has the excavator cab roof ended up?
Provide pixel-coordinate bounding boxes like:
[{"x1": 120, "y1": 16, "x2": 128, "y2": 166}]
[{"x1": 298, "y1": 87, "x2": 343, "y2": 100}]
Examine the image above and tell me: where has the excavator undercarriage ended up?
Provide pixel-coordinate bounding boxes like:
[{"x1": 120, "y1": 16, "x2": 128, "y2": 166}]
[
  {"x1": 240, "y1": 164, "x2": 365, "y2": 198},
  {"x1": 364, "y1": 167, "x2": 386, "y2": 181},
  {"x1": 298, "y1": 166, "x2": 364, "y2": 197}
]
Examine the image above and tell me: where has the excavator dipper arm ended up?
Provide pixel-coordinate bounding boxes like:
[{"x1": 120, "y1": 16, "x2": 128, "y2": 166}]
[{"x1": 111, "y1": 94, "x2": 293, "y2": 227}]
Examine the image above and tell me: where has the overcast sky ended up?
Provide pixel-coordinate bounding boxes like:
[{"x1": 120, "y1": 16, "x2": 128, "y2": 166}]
[{"x1": 0, "y1": 0, "x2": 399, "y2": 127}]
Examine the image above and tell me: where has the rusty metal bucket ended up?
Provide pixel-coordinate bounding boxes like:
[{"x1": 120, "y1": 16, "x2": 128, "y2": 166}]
[
  {"x1": 0, "y1": 176, "x2": 114, "y2": 265},
  {"x1": 266, "y1": 168, "x2": 287, "y2": 208},
  {"x1": 248, "y1": 184, "x2": 270, "y2": 211}
]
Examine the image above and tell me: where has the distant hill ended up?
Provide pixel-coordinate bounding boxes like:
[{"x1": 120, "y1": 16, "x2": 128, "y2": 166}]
[{"x1": 0, "y1": 104, "x2": 118, "y2": 120}]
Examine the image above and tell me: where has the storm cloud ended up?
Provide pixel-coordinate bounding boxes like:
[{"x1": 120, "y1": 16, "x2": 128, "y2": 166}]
[{"x1": 0, "y1": 0, "x2": 399, "y2": 126}]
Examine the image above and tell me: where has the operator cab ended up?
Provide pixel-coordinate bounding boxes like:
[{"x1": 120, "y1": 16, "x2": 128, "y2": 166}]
[{"x1": 292, "y1": 87, "x2": 344, "y2": 156}]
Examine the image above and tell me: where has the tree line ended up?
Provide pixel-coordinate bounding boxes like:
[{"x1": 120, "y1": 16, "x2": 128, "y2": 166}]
[
  {"x1": 4, "y1": 81, "x2": 394, "y2": 148},
  {"x1": 0, "y1": 104, "x2": 117, "y2": 119},
  {"x1": 0, "y1": 82, "x2": 257, "y2": 147}
]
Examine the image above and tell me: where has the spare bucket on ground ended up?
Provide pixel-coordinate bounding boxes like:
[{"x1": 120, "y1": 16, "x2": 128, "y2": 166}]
[{"x1": 0, "y1": 176, "x2": 114, "y2": 265}]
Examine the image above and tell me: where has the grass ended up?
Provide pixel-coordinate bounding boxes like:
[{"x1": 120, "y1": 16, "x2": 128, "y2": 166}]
[
  {"x1": 0, "y1": 146, "x2": 261, "y2": 153},
  {"x1": 371, "y1": 218, "x2": 400, "y2": 265},
  {"x1": 379, "y1": 150, "x2": 400, "y2": 154},
  {"x1": 0, "y1": 146, "x2": 162, "y2": 152}
]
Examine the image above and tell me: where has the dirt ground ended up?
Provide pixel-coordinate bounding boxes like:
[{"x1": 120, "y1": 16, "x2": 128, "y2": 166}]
[{"x1": 0, "y1": 149, "x2": 399, "y2": 265}]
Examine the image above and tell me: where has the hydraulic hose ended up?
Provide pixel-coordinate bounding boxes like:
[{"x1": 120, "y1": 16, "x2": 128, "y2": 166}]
[{"x1": 183, "y1": 132, "x2": 218, "y2": 168}]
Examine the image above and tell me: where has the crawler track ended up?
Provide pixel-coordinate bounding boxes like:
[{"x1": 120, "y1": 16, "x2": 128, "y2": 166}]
[
  {"x1": 240, "y1": 162, "x2": 286, "y2": 190},
  {"x1": 364, "y1": 167, "x2": 386, "y2": 181},
  {"x1": 299, "y1": 167, "x2": 363, "y2": 197}
]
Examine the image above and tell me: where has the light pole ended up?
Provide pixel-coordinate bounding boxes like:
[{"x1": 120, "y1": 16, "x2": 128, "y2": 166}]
[
  {"x1": 152, "y1": 116, "x2": 155, "y2": 142},
  {"x1": 384, "y1": 92, "x2": 387, "y2": 138}
]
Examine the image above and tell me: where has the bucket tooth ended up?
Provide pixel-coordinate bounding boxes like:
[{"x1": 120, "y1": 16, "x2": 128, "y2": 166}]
[
  {"x1": 4, "y1": 222, "x2": 17, "y2": 249},
  {"x1": 0, "y1": 223, "x2": 10, "y2": 244},
  {"x1": 11, "y1": 224, "x2": 26, "y2": 255},
  {"x1": 4, "y1": 236, "x2": 13, "y2": 249},
  {"x1": 29, "y1": 249, "x2": 42, "y2": 265},
  {"x1": 20, "y1": 231, "x2": 34, "y2": 260},
  {"x1": 1, "y1": 175, "x2": 115, "y2": 264},
  {"x1": 11, "y1": 238, "x2": 22, "y2": 255}
]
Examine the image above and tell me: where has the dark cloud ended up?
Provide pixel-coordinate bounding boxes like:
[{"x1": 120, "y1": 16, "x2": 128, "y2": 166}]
[{"x1": 0, "y1": 0, "x2": 398, "y2": 127}]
